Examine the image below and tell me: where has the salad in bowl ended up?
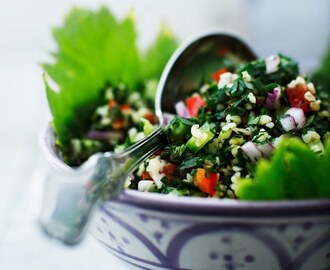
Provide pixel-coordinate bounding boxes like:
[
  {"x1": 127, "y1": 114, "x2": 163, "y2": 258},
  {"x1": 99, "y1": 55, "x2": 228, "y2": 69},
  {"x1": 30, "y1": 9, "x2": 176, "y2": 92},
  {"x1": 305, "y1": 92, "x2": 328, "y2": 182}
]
[
  {"x1": 128, "y1": 54, "x2": 330, "y2": 201},
  {"x1": 39, "y1": 6, "x2": 330, "y2": 270},
  {"x1": 90, "y1": 53, "x2": 330, "y2": 270}
]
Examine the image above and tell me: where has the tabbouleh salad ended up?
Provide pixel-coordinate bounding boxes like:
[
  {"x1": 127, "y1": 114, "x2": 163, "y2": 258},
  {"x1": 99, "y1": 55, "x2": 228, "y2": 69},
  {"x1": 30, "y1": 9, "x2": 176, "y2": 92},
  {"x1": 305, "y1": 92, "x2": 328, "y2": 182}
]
[
  {"x1": 127, "y1": 54, "x2": 330, "y2": 199},
  {"x1": 57, "y1": 83, "x2": 158, "y2": 166}
]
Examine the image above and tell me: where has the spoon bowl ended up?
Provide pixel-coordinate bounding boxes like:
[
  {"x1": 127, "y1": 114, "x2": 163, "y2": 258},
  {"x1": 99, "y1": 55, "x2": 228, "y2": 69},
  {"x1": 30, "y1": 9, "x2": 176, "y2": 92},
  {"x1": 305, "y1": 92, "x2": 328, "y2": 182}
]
[
  {"x1": 155, "y1": 30, "x2": 256, "y2": 119},
  {"x1": 39, "y1": 29, "x2": 256, "y2": 245}
]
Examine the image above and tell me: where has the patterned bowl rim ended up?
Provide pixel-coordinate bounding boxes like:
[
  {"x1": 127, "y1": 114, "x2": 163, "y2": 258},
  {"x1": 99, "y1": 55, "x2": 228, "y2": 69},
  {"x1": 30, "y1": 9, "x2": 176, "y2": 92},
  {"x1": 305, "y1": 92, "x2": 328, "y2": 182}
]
[
  {"x1": 106, "y1": 189, "x2": 330, "y2": 217},
  {"x1": 41, "y1": 125, "x2": 330, "y2": 218}
]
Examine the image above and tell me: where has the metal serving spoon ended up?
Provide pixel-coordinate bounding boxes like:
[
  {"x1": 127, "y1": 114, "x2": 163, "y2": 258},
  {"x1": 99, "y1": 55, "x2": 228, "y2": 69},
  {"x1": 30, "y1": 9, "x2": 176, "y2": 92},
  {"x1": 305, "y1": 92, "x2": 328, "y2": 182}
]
[{"x1": 39, "y1": 29, "x2": 256, "y2": 245}]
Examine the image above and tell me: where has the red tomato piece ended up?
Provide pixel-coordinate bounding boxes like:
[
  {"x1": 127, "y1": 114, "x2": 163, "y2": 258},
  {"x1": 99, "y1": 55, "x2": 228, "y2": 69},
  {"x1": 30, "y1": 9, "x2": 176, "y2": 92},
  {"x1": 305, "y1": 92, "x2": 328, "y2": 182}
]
[
  {"x1": 141, "y1": 171, "x2": 152, "y2": 180},
  {"x1": 161, "y1": 163, "x2": 176, "y2": 179},
  {"x1": 193, "y1": 168, "x2": 219, "y2": 195},
  {"x1": 185, "y1": 95, "x2": 206, "y2": 117},
  {"x1": 152, "y1": 150, "x2": 163, "y2": 157},
  {"x1": 108, "y1": 99, "x2": 117, "y2": 109},
  {"x1": 285, "y1": 84, "x2": 312, "y2": 112},
  {"x1": 112, "y1": 119, "x2": 125, "y2": 130},
  {"x1": 120, "y1": 104, "x2": 130, "y2": 111},
  {"x1": 211, "y1": 67, "x2": 228, "y2": 81},
  {"x1": 143, "y1": 112, "x2": 158, "y2": 125}
]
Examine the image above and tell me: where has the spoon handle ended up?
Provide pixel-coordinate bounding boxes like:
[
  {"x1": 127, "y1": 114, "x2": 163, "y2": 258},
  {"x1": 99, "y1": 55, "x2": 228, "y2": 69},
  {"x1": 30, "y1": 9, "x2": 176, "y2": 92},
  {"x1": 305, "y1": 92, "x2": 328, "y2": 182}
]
[
  {"x1": 95, "y1": 128, "x2": 166, "y2": 200},
  {"x1": 39, "y1": 127, "x2": 165, "y2": 245}
]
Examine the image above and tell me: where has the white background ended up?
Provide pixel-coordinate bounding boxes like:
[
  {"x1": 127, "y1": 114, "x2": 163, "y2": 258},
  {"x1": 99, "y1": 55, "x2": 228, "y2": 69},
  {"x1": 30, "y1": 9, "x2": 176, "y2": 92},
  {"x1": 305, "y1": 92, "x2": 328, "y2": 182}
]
[{"x1": 0, "y1": 0, "x2": 329, "y2": 269}]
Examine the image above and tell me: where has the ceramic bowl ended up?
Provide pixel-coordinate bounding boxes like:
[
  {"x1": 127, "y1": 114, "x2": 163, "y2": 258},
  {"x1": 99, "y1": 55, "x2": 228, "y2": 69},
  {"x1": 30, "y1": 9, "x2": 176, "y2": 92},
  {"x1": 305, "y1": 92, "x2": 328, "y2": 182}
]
[
  {"x1": 90, "y1": 190, "x2": 330, "y2": 270},
  {"x1": 40, "y1": 125, "x2": 330, "y2": 270},
  {"x1": 39, "y1": 27, "x2": 330, "y2": 268}
]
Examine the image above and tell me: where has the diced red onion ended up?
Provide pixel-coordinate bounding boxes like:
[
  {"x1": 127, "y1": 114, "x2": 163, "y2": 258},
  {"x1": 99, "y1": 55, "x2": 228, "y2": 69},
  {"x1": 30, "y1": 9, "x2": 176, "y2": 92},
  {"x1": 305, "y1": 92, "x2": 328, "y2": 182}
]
[
  {"x1": 162, "y1": 112, "x2": 175, "y2": 125},
  {"x1": 285, "y1": 107, "x2": 306, "y2": 129},
  {"x1": 175, "y1": 101, "x2": 191, "y2": 118},
  {"x1": 265, "y1": 88, "x2": 281, "y2": 109},
  {"x1": 265, "y1": 55, "x2": 280, "y2": 74},
  {"x1": 87, "y1": 130, "x2": 123, "y2": 141},
  {"x1": 257, "y1": 143, "x2": 275, "y2": 158},
  {"x1": 138, "y1": 180, "x2": 154, "y2": 192},
  {"x1": 272, "y1": 135, "x2": 285, "y2": 148},
  {"x1": 280, "y1": 115, "x2": 297, "y2": 131},
  {"x1": 241, "y1": 141, "x2": 262, "y2": 162}
]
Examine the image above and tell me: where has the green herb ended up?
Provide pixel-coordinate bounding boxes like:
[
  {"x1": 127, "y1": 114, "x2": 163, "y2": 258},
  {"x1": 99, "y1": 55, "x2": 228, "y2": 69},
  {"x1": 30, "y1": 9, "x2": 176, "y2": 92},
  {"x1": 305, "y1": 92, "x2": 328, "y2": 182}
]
[
  {"x1": 247, "y1": 115, "x2": 261, "y2": 125},
  {"x1": 227, "y1": 79, "x2": 246, "y2": 97},
  {"x1": 141, "y1": 25, "x2": 178, "y2": 81},
  {"x1": 157, "y1": 178, "x2": 203, "y2": 196},
  {"x1": 237, "y1": 138, "x2": 330, "y2": 200},
  {"x1": 206, "y1": 84, "x2": 228, "y2": 111},
  {"x1": 167, "y1": 116, "x2": 195, "y2": 145},
  {"x1": 180, "y1": 156, "x2": 203, "y2": 170},
  {"x1": 239, "y1": 54, "x2": 299, "y2": 85}
]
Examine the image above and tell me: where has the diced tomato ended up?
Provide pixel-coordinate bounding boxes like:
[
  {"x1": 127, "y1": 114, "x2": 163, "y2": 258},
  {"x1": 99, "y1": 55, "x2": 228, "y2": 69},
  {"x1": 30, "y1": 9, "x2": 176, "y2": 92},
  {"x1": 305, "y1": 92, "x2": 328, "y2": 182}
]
[
  {"x1": 193, "y1": 168, "x2": 219, "y2": 195},
  {"x1": 143, "y1": 112, "x2": 158, "y2": 125},
  {"x1": 161, "y1": 163, "x2": 176, "y2": 180},
  {"x1": 152, "y1": 150, "x2": 163, "y2": 157},
  {"x1": 120, "y1": 104, "x2": 130, "y2": 111},
  {"x1": 211, "y1": 68, "x2": 228, "y2": 81},
  {"x1": 141, "y1": 171, "x2": 152, "y2": 180},
  {"x1": 108, "y1": 99, "x2": 117, "y2": 109},
  {"x1": 185, "y1": 95, "x2": 206, "y2": 117},
  {"x1": 256, "y1": 96, "x2": 265, "y2": 106},
  {"x1": 286, "y1": 84, "x2": 312, "y2": 113},
  {"x1": 112, "y1": 119, "x2": 125, "y2": 130}
]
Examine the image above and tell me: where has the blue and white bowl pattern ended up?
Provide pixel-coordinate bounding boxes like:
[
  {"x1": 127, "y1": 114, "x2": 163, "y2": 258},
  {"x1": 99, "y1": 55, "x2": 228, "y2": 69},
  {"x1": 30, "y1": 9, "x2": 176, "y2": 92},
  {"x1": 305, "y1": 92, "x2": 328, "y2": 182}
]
[{"x1": 90, "y1": 192, "x2": 330, "y2": 270}]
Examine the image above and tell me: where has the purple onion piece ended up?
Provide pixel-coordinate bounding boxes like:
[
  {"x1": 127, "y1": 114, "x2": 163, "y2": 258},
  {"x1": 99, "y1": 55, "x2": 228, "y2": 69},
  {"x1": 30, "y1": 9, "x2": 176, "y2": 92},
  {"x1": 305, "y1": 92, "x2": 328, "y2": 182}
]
[
  {"x1": 285, "y1": 107, "x2": 306, "y2": 129},
  {"x1": 265, "y1": 55, "x2": 280, "y2": 74},
  {"x1": 280, "y1": 115, "x2": 297, "y2": 132},
  {"x1": 241, "y1": 141, "x2": 262, "y2": 163},
  {"x1": 175, "y1": 101, "x2": 191, "y2": 118},
  {"x1": 87, "y1": 130, "x2": 124, "y2": 141},
  {"x1": 265, "y1": 88, "x2": 281, "y2": 109},
  {"x1": 257, "y1": 143, "x2": 275, "y2": 158},
  {"x1": 162, "y1": 112, "x2": 175, "y2": 125}
]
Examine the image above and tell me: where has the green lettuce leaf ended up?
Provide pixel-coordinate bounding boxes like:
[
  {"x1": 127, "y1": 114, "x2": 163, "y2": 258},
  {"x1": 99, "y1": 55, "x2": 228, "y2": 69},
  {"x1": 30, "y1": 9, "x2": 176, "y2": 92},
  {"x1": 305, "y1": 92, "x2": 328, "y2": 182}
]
[
  {"x1": 43, "y1": 6, "x2": 177, "y2": 145},
  {"x1": 141, "y1": 25, "x2": 178, "y2": 80},
  {"x1": 237, "y1": 138, "x2": 330, "y2": 200},
  {"x1": 139, "y1": 26, "x2": 178, "y2": 101}
]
